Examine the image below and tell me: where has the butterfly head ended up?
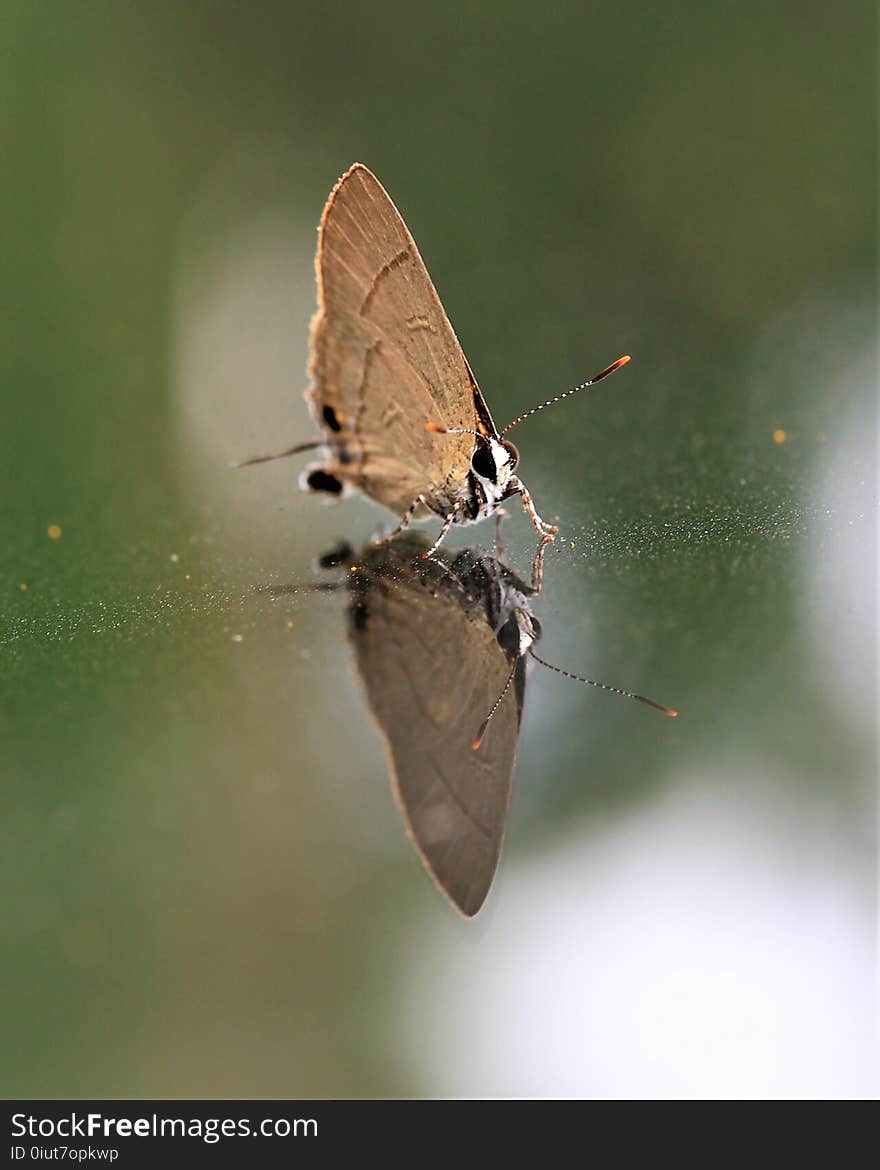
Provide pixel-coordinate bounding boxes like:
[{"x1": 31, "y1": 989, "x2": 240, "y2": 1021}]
[{"x1": 470, "y1": 436, "x2": 520, "y2": 491}]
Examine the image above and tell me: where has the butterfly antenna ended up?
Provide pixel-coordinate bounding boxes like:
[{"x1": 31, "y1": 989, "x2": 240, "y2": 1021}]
[
  {"x1": 472, "y1": 658, "x2": 520, "y2": 751},
  {"x1": 425, "y1": 422, "x2": 489, "y2": 442},
  {"x1": 528, "y1": 648, "x2": 677, "y2": 717},
  {"x1": 256, "y1": 582, "x2": 343, "y2": 595},
  {"x1": 231, "y1": 438, "x2": 323, "y2": 469},
  {"x1": 500, "y1": 355, "x2": 631, "y2": 437}
]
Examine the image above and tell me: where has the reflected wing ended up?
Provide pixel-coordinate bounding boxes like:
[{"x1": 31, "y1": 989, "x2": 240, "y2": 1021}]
[
  {"x1": 308, "y1": 164, "x2": 496, "y2": 516},
  {"x1": 349, "y1": 538, "x2": 523, "y2": 916}
]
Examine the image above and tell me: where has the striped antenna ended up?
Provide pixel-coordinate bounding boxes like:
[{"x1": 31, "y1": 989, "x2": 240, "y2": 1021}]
[
  {"x1": 500, "y1": 355, "x2": 631, "y2": 436},
  {"x1": 529, "y1": 648, "x2": 677, "y2": 717},
  {"x1": 472, "y1": 658, "x2": 520, "y2": 750}
]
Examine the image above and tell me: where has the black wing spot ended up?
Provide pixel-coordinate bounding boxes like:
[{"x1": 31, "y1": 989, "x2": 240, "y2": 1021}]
[
  {"x1": 306, "y1": 469, "x2": 344, "y2": 495},
  {"x1": 317, "y1": 541, "x2": 353, "y2": 568},
  {"x1": 322, "y1": 404, "x2": 342, "y2": 432}
]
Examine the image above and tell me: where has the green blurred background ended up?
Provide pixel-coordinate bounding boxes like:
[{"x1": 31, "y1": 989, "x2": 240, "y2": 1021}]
[{"x1": 2, "y1": 1, "x2": 875, "y2": 1098}]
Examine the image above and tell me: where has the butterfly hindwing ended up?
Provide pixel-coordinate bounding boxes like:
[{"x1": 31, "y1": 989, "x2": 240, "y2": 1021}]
[
  {"x1": 348, "y1": 534, "x2": 525, "y2": 916},
  {"x1": 307, "y1": 164, "x2": 495, "y2": 517}
]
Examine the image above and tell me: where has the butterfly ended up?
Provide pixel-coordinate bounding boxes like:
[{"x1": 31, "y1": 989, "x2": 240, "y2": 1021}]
[
  {"x1": 239, "y1": 163, "x2": 630, "y2": 555},
  {"x1": 343, "y1": 531, "x2": 543, "y2": 915},
  {"x1": 309, "y1": 531, "x2": 674, "y2": 916}
]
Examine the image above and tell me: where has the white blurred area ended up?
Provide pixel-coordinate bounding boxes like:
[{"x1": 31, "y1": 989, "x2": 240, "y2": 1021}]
[
  {"x1": 399, "y1": 321, "x2": 877, "y2": 1102},
  {"x1": 170, "y1": 161, "x2": 340, "y2": 560},
  {"x1": 805, "y1": 341, "x2": 876, "y2": 738},
  {"x1": 400, "y1": 775, "x2": 877, "y2": 1099},
  {"x1": 175, "y1": 208, "x2": 311, "y2": 468}
]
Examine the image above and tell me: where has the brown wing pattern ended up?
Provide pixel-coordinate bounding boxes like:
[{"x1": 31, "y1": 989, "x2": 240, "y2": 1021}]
[
  {"x1": 308, "y1": 164, "x2": 495, "y2": 517},
  {"x1": 349, "y1": 537, "x2": 524, "y2": 916}
]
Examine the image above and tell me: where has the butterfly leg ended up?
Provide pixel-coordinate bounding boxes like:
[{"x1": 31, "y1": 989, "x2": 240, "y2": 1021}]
[
  {"x1": 530, "y1": 533, "x2": 554, "y2": 594},
  {"x1": 372, "y1": 494, "x2": 427, "y2": 547},
  {"x1": 494, "y1": 507, "x2": 509, "y2": 562},
  {"x1": 511, "y1": 478, "x2": 558, "y2": 539},
  {"x1": 423, "y1": 500, "x2": 462, "y2": 558}
]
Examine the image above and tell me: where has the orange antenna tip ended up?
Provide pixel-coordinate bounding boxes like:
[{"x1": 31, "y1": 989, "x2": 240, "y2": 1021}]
[
  {"x1": 594, "y1": 355, "x2": 631, "y2": 380},
  {"x1": 471, "y1": 725, "x2": 488, "y2": 751},
  {"x1": 425, "y1": 421, "x2": 447, "y2": 433},
  {"x1": 667, "y1": 709, "x2": 678, "y2": 718}
]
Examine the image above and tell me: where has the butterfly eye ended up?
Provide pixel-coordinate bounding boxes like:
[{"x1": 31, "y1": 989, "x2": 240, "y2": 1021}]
[
  {"x1": 502, "y1": 440, "x2": 520, "y2": 471},
  {"x1": 470, "y1": 443, "x2": 497, "y2": 481}
]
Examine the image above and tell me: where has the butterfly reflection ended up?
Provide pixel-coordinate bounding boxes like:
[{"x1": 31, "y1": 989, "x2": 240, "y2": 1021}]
[{"x1": 327, "y1": 531, "x2": 544, "y2": 917}]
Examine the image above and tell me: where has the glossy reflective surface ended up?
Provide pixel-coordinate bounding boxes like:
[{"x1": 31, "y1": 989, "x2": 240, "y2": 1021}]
[{"x1": 2, "y1": 2, "x2": 875, "y2": 1098}]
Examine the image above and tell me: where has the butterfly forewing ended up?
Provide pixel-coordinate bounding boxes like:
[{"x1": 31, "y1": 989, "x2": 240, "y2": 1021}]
[
  {"x1": 308, "y1": 164, "x2": 493, "y2": 517},
  {"x1": 348, "y1": 535, "x2": 524, "y2": 916}
]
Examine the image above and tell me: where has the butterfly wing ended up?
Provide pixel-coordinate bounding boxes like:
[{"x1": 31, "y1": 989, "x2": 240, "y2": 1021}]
[
  {"x1": 308, "y1": 163, "x2": 497, "y2": 517},
  {"x1": 348, "y1": 536, "x2": 523, "y2": 916}
]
